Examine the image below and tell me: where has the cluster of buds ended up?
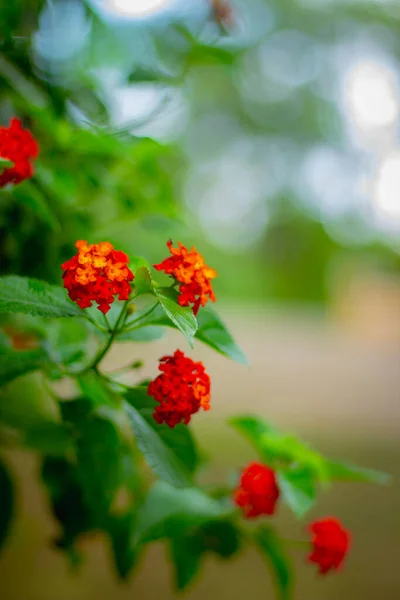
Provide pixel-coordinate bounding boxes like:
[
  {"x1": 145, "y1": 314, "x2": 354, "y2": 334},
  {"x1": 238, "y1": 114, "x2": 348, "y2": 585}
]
[{"x1": 233, "y1": 462, "x2": 351, "y2": 574}]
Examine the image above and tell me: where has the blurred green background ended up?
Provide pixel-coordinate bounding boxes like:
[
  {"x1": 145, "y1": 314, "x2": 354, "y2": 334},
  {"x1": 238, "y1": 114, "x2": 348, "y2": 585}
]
[{"x1": 0, "y1": 0, "x2": 399, "y2": 598}]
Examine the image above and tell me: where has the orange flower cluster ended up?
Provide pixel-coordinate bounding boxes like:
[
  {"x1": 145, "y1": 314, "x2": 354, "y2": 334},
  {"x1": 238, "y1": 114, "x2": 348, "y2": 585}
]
[
  {"x1": 0, "y1": 118, "x2": 39, "y2": 188},
  {"x1": 148, "y1": 349, "x2": 211, "y2": 428},
  {"x1": 154, "y1": 241, "x2": 217, "y2": 315},
  {"x1": 308, "y1": 518, "x2": 351, "y2": 574},
  {"x1": 234, "y1": 462, "x2": 280, "y2": 518},
  {"x1": 61, "y1": 240, "x2": 134, "y2": 314}
]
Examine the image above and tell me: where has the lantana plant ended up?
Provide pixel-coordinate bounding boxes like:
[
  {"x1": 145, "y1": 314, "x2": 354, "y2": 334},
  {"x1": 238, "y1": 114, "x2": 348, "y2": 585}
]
[{"x1": 0, "y1": 122, "x2": 390, "y2": 598}]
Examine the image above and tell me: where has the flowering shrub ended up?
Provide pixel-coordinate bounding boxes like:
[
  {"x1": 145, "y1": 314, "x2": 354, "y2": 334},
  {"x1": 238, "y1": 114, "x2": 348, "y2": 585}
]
[{"x1": 0, "y1": 190, "x2": 389, "y2": 597}]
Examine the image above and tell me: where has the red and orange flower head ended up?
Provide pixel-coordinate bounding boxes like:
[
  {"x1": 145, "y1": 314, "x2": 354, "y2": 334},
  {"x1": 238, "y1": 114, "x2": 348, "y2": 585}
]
[
  {"x1": 154, "y1": 241, "x2": 217, "y2": 315},
  {"x1": 308, "y1": 517, "x2": 350, "y2": 575},
  {"x1": 61, "y1": 240, "x2": 134, "y2": 314},
  {"x1": 234, "y1": 462, "x2": 280, "y2": 518},
  {"x1": 147, "y1": 349, "x2": 211, "y2": 428},
  {"x1": 0, "y1": 118, "x2": 39, "y2": 188}
]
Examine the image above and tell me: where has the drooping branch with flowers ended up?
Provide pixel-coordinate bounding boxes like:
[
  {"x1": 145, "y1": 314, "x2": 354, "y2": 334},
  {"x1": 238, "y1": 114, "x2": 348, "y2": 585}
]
[{"x1": 0, "y1": 118, "x2": 390, "y2": 599}]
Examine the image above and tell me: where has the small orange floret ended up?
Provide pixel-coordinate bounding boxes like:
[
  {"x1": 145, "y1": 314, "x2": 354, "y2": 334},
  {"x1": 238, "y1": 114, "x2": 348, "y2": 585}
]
[
  {"x1": 0, "y1": 118, "x2": 39, "y2": 188},
  {"x1": 154, "y1": 241, "x2": 217, "y2": 315},
  {"x1": 61, "y1": 240, "x2": 134, "y2": 314},
  {"x1": 147, "y1": 349, "x2": 211, "y2": 428}
]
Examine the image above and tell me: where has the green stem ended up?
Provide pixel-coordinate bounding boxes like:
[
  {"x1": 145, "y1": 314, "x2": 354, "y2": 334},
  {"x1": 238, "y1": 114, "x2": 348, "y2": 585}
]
[
  {"x1": 85, "y1": 301, "x2": 129, "y2": 371},
  {"x1": 123, "y1": 302, "x2": 158, "y2": 332}
]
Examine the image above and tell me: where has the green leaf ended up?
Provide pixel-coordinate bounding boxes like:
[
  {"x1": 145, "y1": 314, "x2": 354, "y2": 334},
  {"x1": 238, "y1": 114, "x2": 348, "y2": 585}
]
[
  {"x1": 12, "y1": 182, "x2": 60, "y2": 230},
  {"x1": 76, "y1": 372, "x2": 116, "y2": 408},
  {"x1": 229, "y1": 415, "x2": 327, "y2": 480},
  {"x1": 76, "y1": 416, "x2": 123, "y2": 520},
  {"x1": 154, "y1": 288, "x2": 197, "y2": 348},
  {"x1": 199, "y1": 520, "x2": 241, "y2": 558},
  {"x1": 135, "y1": 481, "x2": 231, "y2": 543},
  {"x1": 278, "y1": 467, "x2": 316, "y2": 517},
  {"x1": 46, "y1": 318, "x2": 89, "y2": 367},
  {"x1": 0, "y1": 458, "x2": 14, "y2": 552},
  {"x1": 130, "y1": 255, "x2": 152, "y2": 273},
  {"x1": 0, "y1": 157, "x2": 13, "y2": 170},
  {"x1": 124, "y1": 401, "x2": 192, "y2": 488},
  {"x1": 196, "y1": 307, "x2": 248, "y2": 364},
  {"x1": 0, "y1": 276, "x2": 80, "y2": 318},
  {"x1": 117, "y1": 325, "x2": 165, "y2": 342},
  {"x1": 23, "y1": 422, "x2": 73, "y2": 455},
  {"x1": 125, "y1": 387, "x2": 199, "y2": 473},
  {"x1": 253, "y1": 526, "x2": 293, "y2": 600},
  {"x1": 133, "y1": 266, "x2": 154, "y2": 295},
  {"x1": 41, "y1": 457, "x2": 94, "y2": 548},
  {"x1": 0, "y1": 345, "x2": 47, "y2": 386},
  {"x1": 108, "y1": 512, "x2": 139, "y2": 580},
  {"x1": 326, "y1": 459, "x2": 391, "y2": 485},
  {"x1": 229, "y1": 415, "x2": 279, "y2": 459},
  {"x1": 169, "y1": 534, "x2": 203, "y2": 590}
]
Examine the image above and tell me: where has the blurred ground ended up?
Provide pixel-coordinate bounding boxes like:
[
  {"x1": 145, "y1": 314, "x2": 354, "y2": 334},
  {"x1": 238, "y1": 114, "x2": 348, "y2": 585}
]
[{"x1": 0, "y1": 305, "x2": 399, "y2": 600}]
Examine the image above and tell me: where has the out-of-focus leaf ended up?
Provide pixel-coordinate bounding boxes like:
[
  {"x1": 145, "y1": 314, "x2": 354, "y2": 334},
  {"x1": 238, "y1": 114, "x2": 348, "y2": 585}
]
[
  {"x1": 169, "y1": 533, "x2": 203, "y2": 591},
  {"x1": 12, "y1": 182, "x2": 60, "y2": 230},
  {"x1": 76, "y1": 372, "x2": 117, "y2": 408},
  {"x1": 125, "y1": 388, "x2": 199, "y2": 473},
  {"x1": 154, "y1": 288, "x2": 197, "y2": 348},
  {"x1": 278, "y1": 467, "x2": 316, "y2": 517},
  {"x1": 0, "y1": 345, "x2": 47, "y2": 386},
  {"x1": 0, "y1": 276, "x2": 80, "y2": 317},
  {"x1": 0, "y1": 458, "x2": 14, "y2": 552},
  {"x1": 41, "y1": 456, "x2": 94, "y2": 548},
  {"x1": 124, "y1": 401, "x2": 192, "y2": 488},
  {"x1": 45, "y1": 318, "x2": 89, "y2": 367},
  {"x1": 196, "y1": 306, "x2": 248, "y2": 364},
  {"x1": 76, "y1": 416, "x2": 123, "y2": 521},
  {"x1": 23, "y1": 422, "x2": 73, "y2": 455},
  {"x1": 253, "y1": 526, "x2": 293, "y2": 600},
  {"x1": 0, "y1": 157, "x2": 13, "y2": 169},
  {"x1": 326, "y1": 460, "x2": 391, "y2": 485},
  {"x1": 199, "y1": 520, "x2": 241, "y2": 558},
  {"x1": 108, "y1": 512, "x2": 140, "y2": 580},
  {"x1": 135, "y1": 481, "x2": 231, "y2": 543},
  {"x1": 229, "y1": 415, "x2": 327, "y2": 480}
]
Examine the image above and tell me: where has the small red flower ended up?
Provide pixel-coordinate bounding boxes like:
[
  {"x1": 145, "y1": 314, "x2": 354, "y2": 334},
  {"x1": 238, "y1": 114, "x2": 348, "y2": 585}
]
[
  {"x1": 147, "y1": 349, "x2": 211, "y2": 428},
  {"x1": 0, "y1": 118, "x2": 39, "y2": 188},
  {"x1": 308, "y1": 517, "x2": 351, "y2": 574},
  {"x1": 61, "y1": 240, "x2": 134, "y2": 314},
  {"x1": 154, "y1": 240, "x2": 217, "y2": 315},
  {"x1": 234, "y1": 462, "x2": 280, "y2": 518}
]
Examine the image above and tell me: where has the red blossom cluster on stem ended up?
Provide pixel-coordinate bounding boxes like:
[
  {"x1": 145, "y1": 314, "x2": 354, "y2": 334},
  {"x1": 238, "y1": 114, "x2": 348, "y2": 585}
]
[{"x1": 0, "y1": 118, "x2": 39, "y2": 187}]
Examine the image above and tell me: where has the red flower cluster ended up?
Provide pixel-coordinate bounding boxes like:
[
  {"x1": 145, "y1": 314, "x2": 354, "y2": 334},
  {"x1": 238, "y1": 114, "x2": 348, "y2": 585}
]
[
  {"x1": 61, "y1": 240, "x2": 134, "y2": 314},
  {"x1": 0, "y1": 118, "x2": 39, "y2": 188},
  {"x1": 234, "y1": 462, "x2": 280, "y2": 518},
  {"x1": 147, "y1": 349, "x2": 211, "y2": 428},
  {"x1": 154, "y1": 241, "x2": 217, "y2": 315},
  {"x1": 308, "y1": 517, "x2": 351, "y2": 574}
]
